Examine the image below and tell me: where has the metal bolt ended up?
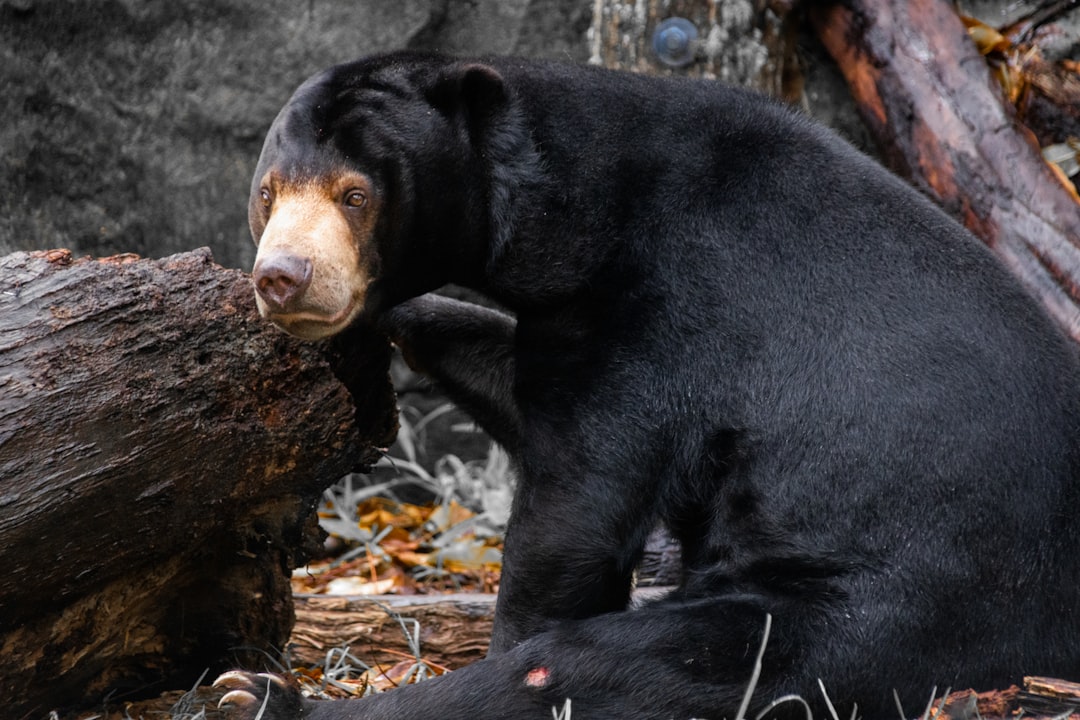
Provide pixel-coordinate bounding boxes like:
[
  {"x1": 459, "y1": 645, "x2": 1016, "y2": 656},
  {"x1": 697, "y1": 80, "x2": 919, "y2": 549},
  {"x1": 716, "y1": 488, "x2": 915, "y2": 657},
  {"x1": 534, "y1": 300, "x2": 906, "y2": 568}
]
[{"x1": 652, "y1": 17, "x2": 697, "y2": 68}]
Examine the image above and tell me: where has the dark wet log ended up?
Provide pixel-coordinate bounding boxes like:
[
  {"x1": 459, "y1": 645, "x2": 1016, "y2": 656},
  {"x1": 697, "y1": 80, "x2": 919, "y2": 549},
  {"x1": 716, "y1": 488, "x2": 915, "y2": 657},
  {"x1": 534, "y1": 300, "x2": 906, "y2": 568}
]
[
  {"x1": 812, "y1": 0, "x2": 1080, "y2": 342},
  {"x1": 0, "y1": 248, "x2": 396, "y2": 718}
]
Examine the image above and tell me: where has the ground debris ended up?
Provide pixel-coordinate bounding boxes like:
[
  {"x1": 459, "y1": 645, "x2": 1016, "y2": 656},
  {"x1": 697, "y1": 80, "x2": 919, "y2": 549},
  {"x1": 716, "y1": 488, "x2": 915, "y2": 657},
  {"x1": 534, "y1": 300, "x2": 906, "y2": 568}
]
[{"x1": 930, "y1": 677, "x2": 1080, "y2": 720}]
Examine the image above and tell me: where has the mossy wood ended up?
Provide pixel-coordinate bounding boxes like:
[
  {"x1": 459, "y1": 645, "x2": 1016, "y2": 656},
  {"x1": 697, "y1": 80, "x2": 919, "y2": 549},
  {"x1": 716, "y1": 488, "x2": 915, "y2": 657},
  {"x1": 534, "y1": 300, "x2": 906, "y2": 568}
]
[{"x1": 0, "y1": 248, "x2": 396, "y2": 718}]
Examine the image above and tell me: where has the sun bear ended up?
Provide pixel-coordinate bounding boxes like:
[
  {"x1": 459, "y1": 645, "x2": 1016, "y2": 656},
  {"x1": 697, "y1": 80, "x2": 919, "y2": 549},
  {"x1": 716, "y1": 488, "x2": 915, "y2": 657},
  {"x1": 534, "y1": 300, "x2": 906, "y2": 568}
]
[{"x1": 215, "y1": 51, "x2": 1080, "y2": 720}]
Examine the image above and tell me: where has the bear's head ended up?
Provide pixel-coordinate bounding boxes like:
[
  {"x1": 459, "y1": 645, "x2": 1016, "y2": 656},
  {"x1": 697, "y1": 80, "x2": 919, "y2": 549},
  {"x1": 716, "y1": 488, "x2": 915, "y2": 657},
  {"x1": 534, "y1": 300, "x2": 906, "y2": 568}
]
[{"x1": 248, "y1": 54, "x2": 513, "y2": 340}]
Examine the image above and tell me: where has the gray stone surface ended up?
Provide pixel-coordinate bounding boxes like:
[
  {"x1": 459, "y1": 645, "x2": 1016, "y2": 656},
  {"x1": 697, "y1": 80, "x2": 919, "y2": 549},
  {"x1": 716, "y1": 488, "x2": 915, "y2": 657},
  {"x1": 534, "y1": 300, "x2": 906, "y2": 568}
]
[{"x1": 0, "y1": 0, "x2": 590, "y2": 268}]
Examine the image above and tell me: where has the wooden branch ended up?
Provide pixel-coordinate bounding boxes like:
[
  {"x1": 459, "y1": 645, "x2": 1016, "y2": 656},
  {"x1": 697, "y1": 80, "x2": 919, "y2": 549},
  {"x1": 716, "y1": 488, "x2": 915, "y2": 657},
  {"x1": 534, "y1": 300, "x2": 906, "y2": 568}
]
[
  {"x1": 1024, "y1": 676, "x2": 1080, "y2": 702},
  {"x1": 929, "y1": 677, "x2": 1080, "y2": 720},
  {"x1": 811, "y1": 0, "x2": 1080, "y2": 342},
  {"x1": 0, "y1": 249, "x2": 396, "y2": 718},
  {"x1": 1017, "y1": 53, "x2": 1080, "y2": 147},
  {"x1": 1002, "y1": 0, "x2": 1080, "y2": 44}
]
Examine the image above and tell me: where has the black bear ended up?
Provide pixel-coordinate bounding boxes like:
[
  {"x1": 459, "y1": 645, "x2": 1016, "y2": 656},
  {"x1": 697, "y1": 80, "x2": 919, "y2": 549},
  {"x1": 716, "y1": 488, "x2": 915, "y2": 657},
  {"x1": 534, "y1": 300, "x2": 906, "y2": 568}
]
[{"x1": 215, "y1": 51, "x2": 1080, "y2": 719}]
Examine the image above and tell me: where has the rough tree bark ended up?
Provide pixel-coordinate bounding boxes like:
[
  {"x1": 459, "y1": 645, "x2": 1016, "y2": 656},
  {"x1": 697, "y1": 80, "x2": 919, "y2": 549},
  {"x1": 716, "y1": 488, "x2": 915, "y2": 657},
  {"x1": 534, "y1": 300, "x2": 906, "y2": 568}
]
[
  {"x1": 811, "y1": 0, "x2": 1080, "y2": 341},
  {"x1": 0, "y1": 248, "x2": 397, "y2": 718},
  {"x1": 588, "y1": 0, "x2": 800, "y2": 97}
]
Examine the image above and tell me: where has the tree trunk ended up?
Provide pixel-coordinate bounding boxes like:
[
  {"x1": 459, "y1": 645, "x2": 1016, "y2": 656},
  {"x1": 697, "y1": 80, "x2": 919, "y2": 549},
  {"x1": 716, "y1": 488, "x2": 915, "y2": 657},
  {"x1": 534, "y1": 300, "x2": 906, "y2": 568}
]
[
  {"x1": 588, "y1": 0, "x2": 800, "y2": 98},
  {"x1": 811, "y1": 0, "x2": 1080, "y2": 342},
  {"x1": 0, "y1": 248, "x2": 397, "y2": 719}
]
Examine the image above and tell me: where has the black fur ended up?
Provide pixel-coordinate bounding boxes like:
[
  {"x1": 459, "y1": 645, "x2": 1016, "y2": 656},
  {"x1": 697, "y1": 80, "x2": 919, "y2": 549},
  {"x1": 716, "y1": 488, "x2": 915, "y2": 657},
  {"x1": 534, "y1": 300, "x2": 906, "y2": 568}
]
[
  {"x1": 221, "y1": 52, "x2": 1080, "y2": 719},
  {"x1": 381, "y1": 295, "x2": 520, "y2": 453}
]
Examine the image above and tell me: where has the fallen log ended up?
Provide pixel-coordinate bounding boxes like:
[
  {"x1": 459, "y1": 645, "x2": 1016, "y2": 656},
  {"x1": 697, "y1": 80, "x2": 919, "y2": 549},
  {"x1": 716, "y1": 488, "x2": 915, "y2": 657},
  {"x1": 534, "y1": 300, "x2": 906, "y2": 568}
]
[
  {"x1": 811, "y1": 0, "x2": 1080, "y2": 341},
  {"x1": 0, "y1": 248, "x2": 397, "y2": 718},
  {"x1": 290, "y1": 594, "x2": 496, "y2": 672}
]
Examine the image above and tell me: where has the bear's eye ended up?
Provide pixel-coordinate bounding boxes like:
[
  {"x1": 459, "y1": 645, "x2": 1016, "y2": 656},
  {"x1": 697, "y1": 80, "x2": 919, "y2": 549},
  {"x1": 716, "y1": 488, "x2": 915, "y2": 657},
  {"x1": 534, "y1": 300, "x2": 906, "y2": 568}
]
[
  {"x1": 344, "y1": 190, "x2": 367, "y2": 208},
  {"x1": 259, "y1": 188, "x2": 272, "y2": 209}
]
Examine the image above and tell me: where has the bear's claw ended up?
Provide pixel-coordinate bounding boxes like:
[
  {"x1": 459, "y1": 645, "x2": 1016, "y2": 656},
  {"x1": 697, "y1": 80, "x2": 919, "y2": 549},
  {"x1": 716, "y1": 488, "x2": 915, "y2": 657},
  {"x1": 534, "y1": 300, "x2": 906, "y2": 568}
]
[{"x1": 214, "y1": 670, "x2": 304, "y2": 720}]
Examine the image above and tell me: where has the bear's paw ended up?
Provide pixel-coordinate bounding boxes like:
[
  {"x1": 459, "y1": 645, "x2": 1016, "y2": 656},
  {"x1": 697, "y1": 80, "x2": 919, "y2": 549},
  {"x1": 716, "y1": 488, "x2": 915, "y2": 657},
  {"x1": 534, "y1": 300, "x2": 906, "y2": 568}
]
[{"x1": 214, "y1": 670, "x2": 306, "y2": 720}]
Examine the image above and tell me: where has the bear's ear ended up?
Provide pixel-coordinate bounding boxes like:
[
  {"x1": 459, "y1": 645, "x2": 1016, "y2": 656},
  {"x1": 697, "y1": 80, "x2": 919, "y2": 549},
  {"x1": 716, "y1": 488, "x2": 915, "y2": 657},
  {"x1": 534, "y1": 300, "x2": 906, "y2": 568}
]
[{"x1": 428, "y1": 63, "x2": 507, "y2": 137}]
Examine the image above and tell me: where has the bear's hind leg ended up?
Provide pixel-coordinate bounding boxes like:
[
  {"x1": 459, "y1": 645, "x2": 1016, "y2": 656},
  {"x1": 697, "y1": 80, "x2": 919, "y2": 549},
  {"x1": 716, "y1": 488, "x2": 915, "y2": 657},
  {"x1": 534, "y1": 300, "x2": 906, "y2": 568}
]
[{"x1": 218, "y1": 593, "x2": 825, "y2": 720}]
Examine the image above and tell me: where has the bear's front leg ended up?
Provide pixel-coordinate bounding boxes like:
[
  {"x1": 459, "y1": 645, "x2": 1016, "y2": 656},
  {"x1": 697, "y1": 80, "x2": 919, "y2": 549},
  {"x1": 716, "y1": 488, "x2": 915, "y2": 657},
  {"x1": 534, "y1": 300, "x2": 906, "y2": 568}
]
[
  {"x1": 381, "y1": 297, "x2": 661, "y2": 655},
  {"x1": 487, "y1": 416, "x2": 663, "y2": 652},
  {"x1": 379, "y1": 294, "x2": 521, "y2": 453}
]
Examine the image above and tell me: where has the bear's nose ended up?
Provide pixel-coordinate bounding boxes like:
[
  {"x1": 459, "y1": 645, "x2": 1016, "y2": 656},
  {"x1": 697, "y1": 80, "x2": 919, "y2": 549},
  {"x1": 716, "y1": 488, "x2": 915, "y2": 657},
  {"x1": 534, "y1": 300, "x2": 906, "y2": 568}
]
[{"x1": 253, "y1": 253, "x2": 313, "y2": 311}]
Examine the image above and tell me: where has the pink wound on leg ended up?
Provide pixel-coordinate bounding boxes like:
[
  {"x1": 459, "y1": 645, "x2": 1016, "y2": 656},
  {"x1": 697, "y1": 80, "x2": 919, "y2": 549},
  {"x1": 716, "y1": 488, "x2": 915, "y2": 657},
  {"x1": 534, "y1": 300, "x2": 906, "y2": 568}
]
[{"x1": 525, "y1": 666, "x2": 551, "y2": 688}]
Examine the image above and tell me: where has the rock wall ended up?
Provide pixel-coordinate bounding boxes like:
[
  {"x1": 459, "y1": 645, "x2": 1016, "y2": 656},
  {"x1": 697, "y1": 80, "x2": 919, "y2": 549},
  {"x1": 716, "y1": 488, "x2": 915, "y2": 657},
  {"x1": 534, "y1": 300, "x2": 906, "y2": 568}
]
[
  {"x1": 7, "y1": 0, "x2": 1065, "y2": 272},
  {"x1": 0, "y1": 0, "x2": 591, "y2": 269}
]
